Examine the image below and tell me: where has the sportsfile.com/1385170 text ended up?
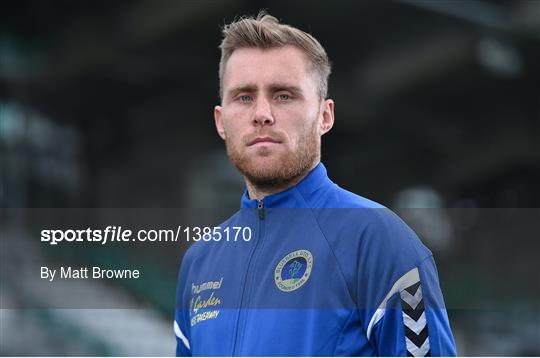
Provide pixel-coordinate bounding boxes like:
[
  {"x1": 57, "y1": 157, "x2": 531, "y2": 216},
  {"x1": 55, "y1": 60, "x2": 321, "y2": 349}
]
[{"x1": 40, "y1": 226, "x2": 253, "y2": 245}]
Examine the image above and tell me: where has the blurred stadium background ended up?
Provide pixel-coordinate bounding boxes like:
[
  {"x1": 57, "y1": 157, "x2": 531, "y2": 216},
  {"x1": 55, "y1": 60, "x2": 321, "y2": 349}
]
[{"x1": 1, "y1": 0, "x2": 539, "y2": 356}]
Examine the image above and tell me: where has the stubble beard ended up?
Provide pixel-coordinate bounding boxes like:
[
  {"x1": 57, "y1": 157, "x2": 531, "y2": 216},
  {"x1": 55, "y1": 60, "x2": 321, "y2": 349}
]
[{"x1": 225, "y1": 122, "x2": 320, "y2": 191}]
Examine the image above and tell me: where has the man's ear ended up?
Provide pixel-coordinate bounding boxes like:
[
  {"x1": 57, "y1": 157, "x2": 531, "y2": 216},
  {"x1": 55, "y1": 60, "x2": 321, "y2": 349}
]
[
  {"x1": 214, "y1": 105, "x2": 226, "y2": 140},
  {"x1": 320, "y1": 99, "x2": 334, "y2": 135}
]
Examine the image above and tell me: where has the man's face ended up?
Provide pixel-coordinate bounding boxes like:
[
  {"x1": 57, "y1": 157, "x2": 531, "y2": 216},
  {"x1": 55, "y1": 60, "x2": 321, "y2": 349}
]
[{"x1": 214, "y1": 45, "x2": 334, "y2": 188}]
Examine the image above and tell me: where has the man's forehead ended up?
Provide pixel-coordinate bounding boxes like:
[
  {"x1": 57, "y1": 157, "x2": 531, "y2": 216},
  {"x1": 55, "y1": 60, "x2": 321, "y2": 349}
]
[
  {"x1": 223, "y1": 46, "x2": 314, "y2": 92},
  {"x1": 227, "y1": 45, "x2": 309, "y2": 68}
]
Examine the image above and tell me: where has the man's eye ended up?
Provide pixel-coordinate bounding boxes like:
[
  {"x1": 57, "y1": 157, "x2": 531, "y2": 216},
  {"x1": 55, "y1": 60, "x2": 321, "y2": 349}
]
[
  {"x1": 277, "y1": 94, "x2": 291, "y2": 101},
  {"x1": 239, "y1": 95, "x2": 252, "y2": 102}
]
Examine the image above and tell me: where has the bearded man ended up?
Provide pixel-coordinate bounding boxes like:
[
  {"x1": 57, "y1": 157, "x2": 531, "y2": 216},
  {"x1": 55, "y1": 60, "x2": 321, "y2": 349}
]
[{"x1": 174, "y1": 13, "x2": 457, "y2": 357}]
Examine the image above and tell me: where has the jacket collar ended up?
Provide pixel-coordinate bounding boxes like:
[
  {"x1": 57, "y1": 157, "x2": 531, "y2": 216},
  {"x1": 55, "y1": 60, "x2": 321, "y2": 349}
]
[{"x1": 240, "y1": 162, "x2": 332, "y2": 209}]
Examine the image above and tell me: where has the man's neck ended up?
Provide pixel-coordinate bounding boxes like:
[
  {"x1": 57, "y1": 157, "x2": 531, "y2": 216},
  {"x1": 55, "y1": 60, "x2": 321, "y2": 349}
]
[{"x1": 245, "y1": 162, "x2": 319, "y2": 201}]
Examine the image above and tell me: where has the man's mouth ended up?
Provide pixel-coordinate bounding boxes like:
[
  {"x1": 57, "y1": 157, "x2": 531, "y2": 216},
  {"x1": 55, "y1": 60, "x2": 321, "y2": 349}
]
[{"x1": 247, "y1": 137, "x2": 282, "y2": 146}]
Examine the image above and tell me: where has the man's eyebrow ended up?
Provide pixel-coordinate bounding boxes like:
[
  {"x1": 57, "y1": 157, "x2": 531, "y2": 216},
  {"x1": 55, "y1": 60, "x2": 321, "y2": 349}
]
[
  {"x1": 267, "y1": 83, "x2": 303, "y2": 94},
  {"x1": 227, "y1": 84, "x2": 257, "y2": 97}
]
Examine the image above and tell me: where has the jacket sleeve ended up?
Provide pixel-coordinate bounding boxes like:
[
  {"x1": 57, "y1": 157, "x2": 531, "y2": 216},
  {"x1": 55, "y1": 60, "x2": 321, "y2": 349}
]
[
  {"x1": 366, "y1": 256, "x2": 457, "y2": 356},
  {"x1": 174, "y1": 249, "x2": 193, "y2": 356},
  {"x1": 175, "y1": 310, "x2": 191, "y2": 356},
  {"x1": 357, "y1": 210, "x2": 457, "y2": 356}
]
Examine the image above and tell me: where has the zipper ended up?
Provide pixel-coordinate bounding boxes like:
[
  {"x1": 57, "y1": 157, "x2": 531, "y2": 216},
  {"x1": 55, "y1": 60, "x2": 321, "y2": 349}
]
[
  {"x1": 232, "y1": 199, "x2": 265, "y2": 355},
  {"x1": 257, "y1": 199, "x2": 265, "y2": 219}
]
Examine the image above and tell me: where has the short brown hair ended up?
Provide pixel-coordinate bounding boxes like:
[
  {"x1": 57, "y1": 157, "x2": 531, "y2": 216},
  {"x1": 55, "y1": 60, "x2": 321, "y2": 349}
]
[{"x1": 218, "y1": 12, "x2": 331, "y2": 101}]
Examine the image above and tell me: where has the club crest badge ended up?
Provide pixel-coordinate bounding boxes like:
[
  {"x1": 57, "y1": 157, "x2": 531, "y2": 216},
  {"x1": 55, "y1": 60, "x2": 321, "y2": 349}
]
[{"x1": 274, "y1": 249, "x2": 313, "y2": 292}]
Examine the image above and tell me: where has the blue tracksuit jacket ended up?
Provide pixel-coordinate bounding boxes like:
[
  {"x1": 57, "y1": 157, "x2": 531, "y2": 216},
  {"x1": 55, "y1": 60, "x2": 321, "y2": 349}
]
[{"x1": 174, "y1": 163, "x2": 456, "y2": 356}]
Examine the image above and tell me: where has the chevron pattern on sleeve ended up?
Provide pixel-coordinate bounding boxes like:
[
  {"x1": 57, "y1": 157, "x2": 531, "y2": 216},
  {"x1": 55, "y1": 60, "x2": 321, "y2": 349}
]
[{"x1": 400, "y1": 281, "x2": 430, "y2": 357}]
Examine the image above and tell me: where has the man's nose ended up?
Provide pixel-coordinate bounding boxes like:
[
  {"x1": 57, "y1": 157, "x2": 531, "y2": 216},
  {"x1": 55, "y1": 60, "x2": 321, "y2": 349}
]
[{"x1": 252, "y1": 98, "x2": 274, "y2": 126}]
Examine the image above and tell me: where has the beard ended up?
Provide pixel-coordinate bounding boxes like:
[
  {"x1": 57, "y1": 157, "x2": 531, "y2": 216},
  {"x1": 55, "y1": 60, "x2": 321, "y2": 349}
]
[{"x1": 225, "y1": 122, "x2": 320, "y2": 191}]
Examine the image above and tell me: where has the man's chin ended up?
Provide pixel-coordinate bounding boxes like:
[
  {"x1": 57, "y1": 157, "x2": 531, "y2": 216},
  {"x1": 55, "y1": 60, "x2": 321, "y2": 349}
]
[
  {"x1": 235, "y1": 156, "x2": 284, "y2": 181},
  {"x1": 244, "y1": 162, "x2": 283, "y2": 178},
  {"x1": 250, "y1": 153, "x2": 282, "y2": 166}
]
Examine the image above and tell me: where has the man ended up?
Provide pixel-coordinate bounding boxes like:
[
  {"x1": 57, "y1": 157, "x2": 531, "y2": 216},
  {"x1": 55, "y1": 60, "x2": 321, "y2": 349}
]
[{"x1": 175, "y1": 13, "x2": 456, "y2": 356}]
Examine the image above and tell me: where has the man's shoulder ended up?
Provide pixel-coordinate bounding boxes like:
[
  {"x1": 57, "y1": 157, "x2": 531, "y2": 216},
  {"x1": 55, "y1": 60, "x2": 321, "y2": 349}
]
[
  {"x1": 310, "y1": 184, "x2": 433, "y2": 301},
  {"x1": 313, "y1": 183, "x2": 430, "y2": 256},
  {"x1": 310, "y1": 182, "x2": 403, "y2": 234}
]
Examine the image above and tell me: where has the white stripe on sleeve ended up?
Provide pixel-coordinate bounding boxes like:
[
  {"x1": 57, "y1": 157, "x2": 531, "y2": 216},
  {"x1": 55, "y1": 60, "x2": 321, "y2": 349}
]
[{"x1": 174, "y1": 320, "x2": 190, "y2": 350}]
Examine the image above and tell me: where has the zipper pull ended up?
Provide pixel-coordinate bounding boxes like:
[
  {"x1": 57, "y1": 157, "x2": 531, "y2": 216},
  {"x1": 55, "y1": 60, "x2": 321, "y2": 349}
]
[{"x1": 257, "y1": 199, "x2": 265, "y2": 220}]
